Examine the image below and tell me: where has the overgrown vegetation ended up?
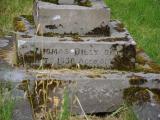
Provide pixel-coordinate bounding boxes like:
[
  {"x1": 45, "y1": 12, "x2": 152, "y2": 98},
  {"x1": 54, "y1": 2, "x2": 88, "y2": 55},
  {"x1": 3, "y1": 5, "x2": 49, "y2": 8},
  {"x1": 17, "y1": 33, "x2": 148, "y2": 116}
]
[
  {"x1": 105, "y1": 0, "x2": 160, "y2": 64},
  {"x1": 75, "y1": 0, "x2": 92, "y2": 7},
  {"x1": 0, "y1": 81, "x2": 15, "y2": 120},
  {"x1": 41, "y1": 0, "x2": 59, "y2": 4},
  {"x1": 0, "y1": 0, "x2": 33, "y2": 36},
  {"x1": 70, "y1": 104, "x2": 138, "y2": 120},
  {"x1": 17, "y1": 79, "x2": 139, "y2": 120}
]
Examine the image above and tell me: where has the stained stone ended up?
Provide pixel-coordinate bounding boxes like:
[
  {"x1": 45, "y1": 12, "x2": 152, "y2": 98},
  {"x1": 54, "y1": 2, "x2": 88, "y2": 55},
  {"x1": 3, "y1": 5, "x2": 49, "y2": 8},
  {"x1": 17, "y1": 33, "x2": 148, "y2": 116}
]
[
  {"x1": 33, "y1": 0, "x2": 110, "y2": 35},
  {"x1": 13, "y1": 69, "x2": 160, "y2": 114},
  {"x1": 0, "y1": 39, "x2": 9, "y2": 48},
  {"x1": 15, "y1": 20, "x2": 136, "y2": 69},
  {"x1": 59, "y1": 0, "x2": 75, "y2": 4}
]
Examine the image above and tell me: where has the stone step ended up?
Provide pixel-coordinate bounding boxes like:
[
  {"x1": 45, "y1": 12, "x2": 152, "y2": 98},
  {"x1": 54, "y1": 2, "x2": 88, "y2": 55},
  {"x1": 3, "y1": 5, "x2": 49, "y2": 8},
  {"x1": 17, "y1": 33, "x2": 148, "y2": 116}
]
[
  {"x1": 2, "y1": 69, "x2": 160, "y2": 115},
  {"x1": 15, "y1": 17, "x2": 136, "y2": 69},
  {"x1": 33, "y1": 0, "x2": 110, "y2": 35}
]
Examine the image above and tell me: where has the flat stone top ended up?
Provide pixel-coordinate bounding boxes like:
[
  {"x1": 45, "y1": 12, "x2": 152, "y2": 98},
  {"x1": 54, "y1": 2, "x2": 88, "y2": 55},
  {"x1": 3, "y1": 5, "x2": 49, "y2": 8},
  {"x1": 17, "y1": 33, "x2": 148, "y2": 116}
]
[
  {"x1": 15, "y1": 16, "x2": 135, "y2": 44},
  {"x1": 17, "y1": 19, "x2": 136, "y2": 45},
  {"x1": 38, "y1": 0, "x2": 108, "y2": 10},
  {"x1": 18, "y1": 36, "x2": 134, "y2": 45},
  {"x1": 3, "y1": 68, "x2": 160, "y2": 83}
]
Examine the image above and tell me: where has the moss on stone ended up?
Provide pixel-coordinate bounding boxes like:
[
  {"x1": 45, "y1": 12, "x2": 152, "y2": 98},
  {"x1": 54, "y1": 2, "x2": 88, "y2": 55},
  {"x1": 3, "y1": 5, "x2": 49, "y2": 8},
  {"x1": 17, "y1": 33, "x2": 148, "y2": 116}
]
[
  {"x1": 111, "y1": 44, "x2": 136, "y2": 71},
  {"x1": 41, "y1": 32, "x2": 59, "y2": 37},
  {"x1": 41, "y1": 0, "x2": 59, "y2": 4},
  {"x1": 76, "y1": 0, "x2": 92, "y2": 7},
  {"x1": 18, "y1": 50, "x2": 43, "y2": 66},
  {"x1": 114, "y1": 22, "x2": 125, "y2": 32},
  {"x1": 13, "y1": 17, "x2": 26, "y2": 32},
  {"x1": 150, "y1": 88, "x2": 160, "y2": 103},
  {"x1": 129, "y1": 75, "x2": 147, "y2": 85},
  {"x1": 18, "y1": 79, "x2": 73, "y2": 119},
  {"x1": 72, "y1": 34, "x2": 84, "y2": 42},
  {"x1": 97, "y1": 37, "x2": 128, "y2": 42},
  {"x1": 123, "y1": 87, "x2": 150, "y2": 105},
  {"x1": 136, "y1": 55, "x2": 146, "y2": 65},
  {"x1": 21, "y1": 15, "x2": 34, "y2": 25},
  {"x1": 148, "y1": 62, "x2": 160, "y2": 72},
  {"x1": 87, "y1": 74, "x2": 101, "y2": 78},
  {"x1": 134, "y1": 65, "x2": 157, "y2": 73},
  {"x1": 86, "y1": 25, "x2": 110, "y2": 36}
]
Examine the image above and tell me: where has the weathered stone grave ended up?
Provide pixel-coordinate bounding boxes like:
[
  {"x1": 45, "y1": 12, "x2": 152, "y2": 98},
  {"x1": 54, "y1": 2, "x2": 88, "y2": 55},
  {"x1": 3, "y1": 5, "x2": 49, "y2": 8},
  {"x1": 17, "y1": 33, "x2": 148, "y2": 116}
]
[
  {"x1": 15, "y1": 0, "x2": 136, "y2": 69},
  {"x1": 12, "y1": 0, "x2": 151, "y2": 118}
]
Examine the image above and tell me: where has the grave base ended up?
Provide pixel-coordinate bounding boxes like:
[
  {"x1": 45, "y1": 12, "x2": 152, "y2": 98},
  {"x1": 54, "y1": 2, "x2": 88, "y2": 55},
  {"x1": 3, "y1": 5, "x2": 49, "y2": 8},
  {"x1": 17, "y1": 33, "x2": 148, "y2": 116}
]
[
  {"x1": 14, "y1": 16, "x2": 136, "y2": 70},
  {"x1": 10, "y1": 69, "x2": 160, "y2": 115}
]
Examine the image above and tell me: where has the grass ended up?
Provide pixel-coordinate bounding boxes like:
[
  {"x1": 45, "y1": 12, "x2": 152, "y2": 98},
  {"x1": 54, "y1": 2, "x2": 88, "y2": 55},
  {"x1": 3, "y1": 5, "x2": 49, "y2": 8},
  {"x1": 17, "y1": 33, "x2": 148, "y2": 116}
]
[
  {"x1": 121, "y1": 105, "x2": 138, "y2": 120},
  {"x1": 0, "y1": 98, "x2": 15, "y2": 120},
  {"x1": 0, "y1": 82, "x2": 15, "y2": 120},
  {"x1": 105, "y1": 0, "x2": 160, "y2": 64},
  {"x1": 59, "y1": 90, "x2": 70, "y2": 120},
  {"x1": 0, "y1": 0, "x2": 33, "y2": 36},
  {"x1": 70, "y1": 104, "x2": 138, "y2": 120}
]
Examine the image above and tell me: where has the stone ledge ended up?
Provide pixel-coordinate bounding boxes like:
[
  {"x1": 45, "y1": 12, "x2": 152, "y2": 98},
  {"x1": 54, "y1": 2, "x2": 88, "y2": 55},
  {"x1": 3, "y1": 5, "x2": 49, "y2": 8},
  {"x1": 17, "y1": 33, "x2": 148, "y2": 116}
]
[
  {"x1": 15, "y1": 19, "x2": 136, "y2": 69},
  {"x1": 5, "y1": 69, "x2": 160, "y2": 115}
]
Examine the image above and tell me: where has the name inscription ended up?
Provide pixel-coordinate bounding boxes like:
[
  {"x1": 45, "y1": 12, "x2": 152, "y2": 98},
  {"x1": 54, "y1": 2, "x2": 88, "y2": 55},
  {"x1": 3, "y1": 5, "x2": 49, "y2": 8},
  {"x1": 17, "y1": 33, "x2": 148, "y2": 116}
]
[
  {"x1": 42, "y1": 48, "x2": 112, "y2": 56},
  {"x1": 33, "y1": 47, "x2": 117, "y2": 66}
]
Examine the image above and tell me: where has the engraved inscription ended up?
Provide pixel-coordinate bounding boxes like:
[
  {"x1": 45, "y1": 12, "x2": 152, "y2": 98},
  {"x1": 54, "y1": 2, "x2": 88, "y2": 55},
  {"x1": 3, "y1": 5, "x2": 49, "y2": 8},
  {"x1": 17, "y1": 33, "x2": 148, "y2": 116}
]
[
  {"x1": 21, "y1": 44, "x2": 118, "y2": 67},
  {"x1": 34, "y1": 47, "x2": 116, "y2": 66},
  {"x1": 42, "y1": 48, "x2": 112, "y2": 56}
]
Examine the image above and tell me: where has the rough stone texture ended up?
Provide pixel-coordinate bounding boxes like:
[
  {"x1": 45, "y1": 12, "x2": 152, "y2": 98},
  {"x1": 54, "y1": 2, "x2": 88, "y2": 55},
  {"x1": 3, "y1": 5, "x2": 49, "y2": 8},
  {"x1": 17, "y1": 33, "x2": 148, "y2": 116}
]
[
  {"x1": 33, "y1": 0, "x2": 110, "y2": 35},
  {"x1": 0, "y1": 57, "x2": 160, "y2": 116},
  {"x1": 0, "y1": 39, "x2": 9, "y2": 48},
  {"x1": 14, "y1": 69, "x2": 160, "y2": 115},
  {"x1": 16, "y1": 20, "x2": 136, "y2": 69},
  {"x1": 0, "y1": 36, "x2": 16, "y2": 64},
  {"x1": 1, "y1": 68, "x2": 159, "y2": 116},
  {"x1": 12, "y1": 99, "x2": 32, "y2": 120},
  {"x1": 133, "y1": 102, "x2": 160, "y2": 120},
  {"x1": 59, "y1": 0, "x2": 75, "y2": 4}
]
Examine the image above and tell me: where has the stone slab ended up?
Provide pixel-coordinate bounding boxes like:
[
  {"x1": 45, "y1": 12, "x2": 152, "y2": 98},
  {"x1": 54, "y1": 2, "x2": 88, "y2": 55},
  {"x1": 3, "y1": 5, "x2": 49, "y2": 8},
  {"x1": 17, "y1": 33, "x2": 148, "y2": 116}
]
[
  {"x1": 33, "y1": 0, "x2": 110, "y2": 35},
  {"x1": 15, "y1": 20, "x2": 136, "y2": 69},
  {"x1": 13, "y1": 69, "x2": 160, "y2": 115},
  {"x1": 1, "y1": 63, "x2": 160, "y2": 115}
]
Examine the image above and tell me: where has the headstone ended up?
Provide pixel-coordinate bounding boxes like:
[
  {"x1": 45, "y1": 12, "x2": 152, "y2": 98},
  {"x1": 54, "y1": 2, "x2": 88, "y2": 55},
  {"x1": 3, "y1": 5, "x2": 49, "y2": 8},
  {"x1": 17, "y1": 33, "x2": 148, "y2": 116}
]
[{"x1": 33, "y1": 0, "x2": 110, "y2": 35}]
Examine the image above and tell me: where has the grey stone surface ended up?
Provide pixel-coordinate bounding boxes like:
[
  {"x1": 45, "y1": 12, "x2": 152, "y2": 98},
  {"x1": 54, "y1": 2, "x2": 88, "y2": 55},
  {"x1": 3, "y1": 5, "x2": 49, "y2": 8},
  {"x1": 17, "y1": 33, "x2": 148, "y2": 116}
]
[
  {"x1": 0, "y1": 36, "x2": 16, "y2": 65},
  {"x1": 0, "y1": 62, "x2": 160, "y2": 116},
  {"x1": 4, "y1": 69, "x2": 159, "y2": 118},
  {"x1": 16, "y1": 20, "x2": 136, "y2": 69},
  {"x1": 17, "y1": 69, "x2": 160, "y2": 114},
  {"x1": 33, "y1": 0, "x2": 110, "y2": 35},
  {"x1": 0, "y1": 39, "x2": 9, "y2": 48},
  {"x1": 59, "y1": 0, "x2": 75, "y2": 4},
  {"x1": 12, "y1": 99, "x2": 33, "y2": 120},
  {"x1": 133, "y1": 102, "x2": 160, "y2": 120}
]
